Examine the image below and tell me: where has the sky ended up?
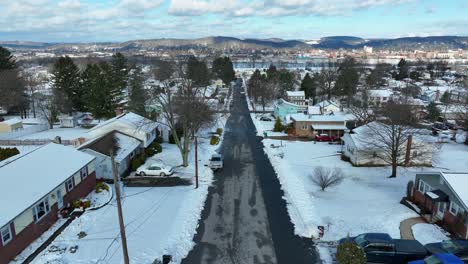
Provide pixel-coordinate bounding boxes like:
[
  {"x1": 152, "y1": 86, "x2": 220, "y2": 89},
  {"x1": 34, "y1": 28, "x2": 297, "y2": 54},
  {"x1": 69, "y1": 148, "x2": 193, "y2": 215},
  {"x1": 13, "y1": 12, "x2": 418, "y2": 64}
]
[{"x1": 0, "y1": 0, "x2": 467, "y2": 43}]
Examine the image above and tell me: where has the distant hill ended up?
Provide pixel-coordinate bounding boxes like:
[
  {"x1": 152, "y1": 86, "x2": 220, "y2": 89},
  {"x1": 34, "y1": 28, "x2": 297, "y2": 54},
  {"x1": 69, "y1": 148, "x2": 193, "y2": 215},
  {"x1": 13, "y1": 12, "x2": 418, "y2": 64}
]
[
  {"x1": 1, "y1": 36, "x2": 467, "y2": 51},
  {"x1": 311, "y1": 36, "x2": 468, "y2": 50}
]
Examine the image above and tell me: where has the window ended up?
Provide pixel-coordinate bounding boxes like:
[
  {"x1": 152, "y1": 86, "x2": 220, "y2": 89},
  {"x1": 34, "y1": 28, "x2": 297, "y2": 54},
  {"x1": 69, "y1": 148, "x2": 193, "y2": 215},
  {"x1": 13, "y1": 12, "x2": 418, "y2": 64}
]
[
  {"x1": 418, "y1": 180, "x2": 432, "y2": 193},
  {"x1": 449, "y1": 202, "x2": 461, "y2": 216},
  {"x1": 66, "y1": 178, "x2": 74, "y2": 192},
  {"x1": 1, "y1": 225, "x2": 12, "y2": 245},
  {"x1": 301, "y1": 125, "x2": 308, "y2": 130},
  {"x1": 80, "y1": 167, "x2": 88, "y2": 179},
  {"x1": 32, "y1": 198, "x2": 50, "y2": 222}
]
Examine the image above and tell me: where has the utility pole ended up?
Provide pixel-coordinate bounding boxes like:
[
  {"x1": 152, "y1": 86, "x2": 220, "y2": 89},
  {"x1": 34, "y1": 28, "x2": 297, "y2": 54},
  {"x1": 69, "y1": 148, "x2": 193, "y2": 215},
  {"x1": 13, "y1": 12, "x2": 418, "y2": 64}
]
[
  {"x1": 195, "y1": 136, "x2": 198, "y2": 189},
  {"x1": 111, "y1": 153, "x2": 130, "y2": 264}
]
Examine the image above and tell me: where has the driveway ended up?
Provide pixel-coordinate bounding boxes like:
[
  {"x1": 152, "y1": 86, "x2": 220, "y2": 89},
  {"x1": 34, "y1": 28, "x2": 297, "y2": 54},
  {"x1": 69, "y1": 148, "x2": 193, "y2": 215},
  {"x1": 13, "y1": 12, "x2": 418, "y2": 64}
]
[{"x1": 182, "y1": 81, "x2": 319, "y2": 264}]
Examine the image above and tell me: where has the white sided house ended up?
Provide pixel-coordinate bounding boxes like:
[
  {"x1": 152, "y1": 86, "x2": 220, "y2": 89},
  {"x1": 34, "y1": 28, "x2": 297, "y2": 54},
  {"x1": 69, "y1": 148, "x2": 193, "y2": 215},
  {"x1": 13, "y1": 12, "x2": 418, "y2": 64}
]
[
  {"x1": 87, "y1": 112, "x2": 157, "y2": 148},
  {"x1": 342, "y1": 122, "x2": 433, "y2": 166},
  {"x1": 80, "y1": 131, "x2": 142, "y2": 180},
  {"x1": 286, "y1": 91, "x2": 306, "y2": 106},
  {"x1": 0, "y1": 143, "x2": 96, "y2": 264}
]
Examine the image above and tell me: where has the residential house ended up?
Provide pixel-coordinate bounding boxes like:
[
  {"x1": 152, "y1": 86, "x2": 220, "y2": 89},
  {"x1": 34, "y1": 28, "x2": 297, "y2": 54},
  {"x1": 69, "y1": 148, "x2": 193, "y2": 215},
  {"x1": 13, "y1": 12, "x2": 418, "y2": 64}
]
[
  {"x1": 274, "y1": 99, "x2": 301, "y2": 120},
  {"x1": 87, "y1": 112, "x2": 157, "y2": 148},
  {"x1": 0, "y1": 143, "x2": 96, "y2": 264},
  {"x1": 412, "y1": 172, "x2": 468, "y2": 239},
  {"x1": 341, "y1": 122, "x2": 433, "y2": 166},
  {"x1": 0, "y1": 118, "x2": 23, "y2": 133},
  {"x1": 450, "y1": 89, "x2": 468, "y2": 103},
  {"x1": 368, "y1": 89, "x2": 393, "y2": 107},
  {"x1": 58, "y1": 114, "x2": 77, "y2": 128},
  {"x1": 314, "y1": 100, "x2": 341, "y2": 115},
  {"x1": 289, "y1": 113, "x2": 348, "y2": 138},
  {"x1": 286, "y1": 91, "x2": 306, "y2": 106},
  {"x1": 80, "y1": 131, "x2": 142, "y2": 180}
]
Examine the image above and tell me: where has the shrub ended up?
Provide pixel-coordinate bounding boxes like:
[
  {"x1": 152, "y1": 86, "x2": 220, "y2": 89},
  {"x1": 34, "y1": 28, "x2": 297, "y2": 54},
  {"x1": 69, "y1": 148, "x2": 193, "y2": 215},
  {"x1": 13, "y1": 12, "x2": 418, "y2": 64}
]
[
  {"x1": 72, "y1": 199, "x2": 91, "y2": 209},
  {"x1": 131, "y1": 153, "x2": 146, "y2": 171},
  {"x1": 216, "y1": 128, "x2": 223, "y2": 135},
  {"x1": 0, "y1": 147, "x2": 20, "y2": 161},
  {"x1": 310, "y1": 166, "x2": 344, "y2": 191},
  {"x1": 210, "y1": 135, "x2": 220, "y2": 145},
  {"x1": 168, "y1": 133, "x2": 176, "y2": 144},
  {"x1": 336, "y1": 237, "x2": 367, "y2": 264},
  {"x1": 406, "y1": 180, "x2": 414, "y2": 199},
  {"x1": 273, "y1": 117, "x2": 283, "y2": 132},
  {"x1": 95, "y1": 182, "x2": 109, "y2": 193},
  {"x1": 153, "y1": 142, "x2": 162, "y2": 153},
  {"x1": 145, "y1": 147, "x2": 155, "y2": 157}
]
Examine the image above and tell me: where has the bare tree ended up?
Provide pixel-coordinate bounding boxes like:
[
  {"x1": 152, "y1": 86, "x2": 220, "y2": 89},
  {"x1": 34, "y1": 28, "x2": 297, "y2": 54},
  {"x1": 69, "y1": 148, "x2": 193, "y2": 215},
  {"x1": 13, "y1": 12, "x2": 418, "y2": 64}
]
[
  {"x1": 320, "y1": 60, "x2": 338, "y2": 101},
  {"x1": 36, "y1": 93, "x2": 58, "y2": 129},
  {"x1": 348, "y1": 88, "x2": 375, "y2": 126},
  {"x1": 363, "y1": 101, "x2": 420, "y2": 178},
  {"x1": 151, "y1": 59, "x2": 214, "y2": 166},
  {"x1": 311, "y1": 166, "x2": 344, "y2": 191}
]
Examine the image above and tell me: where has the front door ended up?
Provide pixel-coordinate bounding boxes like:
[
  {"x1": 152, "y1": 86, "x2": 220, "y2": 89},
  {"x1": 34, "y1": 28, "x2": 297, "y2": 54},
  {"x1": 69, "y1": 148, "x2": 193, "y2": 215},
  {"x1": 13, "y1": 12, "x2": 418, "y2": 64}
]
[
  {"x1": 57, "y1": 189, "x2": 64, "y2": 209},
  {"x1": 436, "y1": 202, "x2": 445, "y2": 219}
]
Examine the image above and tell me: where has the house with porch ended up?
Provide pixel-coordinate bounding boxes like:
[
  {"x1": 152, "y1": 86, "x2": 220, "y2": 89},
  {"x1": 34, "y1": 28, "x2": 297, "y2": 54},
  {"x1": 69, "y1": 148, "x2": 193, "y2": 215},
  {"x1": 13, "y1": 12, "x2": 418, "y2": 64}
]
[
  {"x1": 0, "y1": 143, "x2": 96, "y2": 264},
  {"x1": 412, "y1": 172, "x2": 468, "y2": 239},
  {"x1": 80, "y1": 130, "x2": 142, "y2": 180},
  {"x1": 289, "y1": 113, "x2": 348, "y2": 138}
]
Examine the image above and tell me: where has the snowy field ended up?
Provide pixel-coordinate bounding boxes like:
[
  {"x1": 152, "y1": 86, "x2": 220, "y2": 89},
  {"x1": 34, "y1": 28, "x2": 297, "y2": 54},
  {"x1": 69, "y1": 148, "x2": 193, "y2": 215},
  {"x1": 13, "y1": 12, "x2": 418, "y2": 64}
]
[
  {"x1": 18, "y1": 115, "x2": 228, "y2": 264},
  {"x1": 251, "y1": 117, "x2": 468, "y2": 241}
]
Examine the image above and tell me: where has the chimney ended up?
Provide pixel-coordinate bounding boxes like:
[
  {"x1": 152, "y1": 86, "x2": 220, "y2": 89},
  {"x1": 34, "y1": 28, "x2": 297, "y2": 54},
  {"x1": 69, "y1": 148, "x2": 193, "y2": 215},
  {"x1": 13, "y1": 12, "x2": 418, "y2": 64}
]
[
  {"x1": 404, "y1": 135, "x2": 413, "y2": 167},
  {"x1": 115, "y1": 107, "x2": 124, "y2": 116},
  {"x1": 54, "y1": 136, "x2": 62, "y2": 144}
]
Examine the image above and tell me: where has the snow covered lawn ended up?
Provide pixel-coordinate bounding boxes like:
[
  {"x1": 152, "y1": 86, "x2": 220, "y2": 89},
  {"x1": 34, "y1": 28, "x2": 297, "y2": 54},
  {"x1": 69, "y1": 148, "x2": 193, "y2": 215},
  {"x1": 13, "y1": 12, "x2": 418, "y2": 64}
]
[
  {"x1": 259, "y1": 139, "x2": 468, "y2": 241},
  {"x1": 412, "y1": 223, "x2": 450, "y2": 245},
  {"x1": 250, "y1": 113, "x2": 287, "y2": 137}
]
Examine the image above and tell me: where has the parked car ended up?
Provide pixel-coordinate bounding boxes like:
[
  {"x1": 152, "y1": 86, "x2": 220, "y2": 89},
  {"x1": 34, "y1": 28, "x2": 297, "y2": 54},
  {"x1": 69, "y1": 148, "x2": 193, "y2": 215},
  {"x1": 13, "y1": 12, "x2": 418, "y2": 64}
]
[
  {"x1": 315, "y1": 134, "x2": 336, "y2": 142},
  {"x1": 408, "y1": 253, "x2": 464, "y2": 264},
  {"x1": 425, "y1": 240, "x2": 468, "y2": 263},
  {"x1": 208, "y1": 153, "x2": 223, "y2": 170},
  {"x1": 136, "y1": 163, "x2": 174, "y2": 177},
  {"x1": 339, "y1": 233, "x2": 428, "y2": 263}
]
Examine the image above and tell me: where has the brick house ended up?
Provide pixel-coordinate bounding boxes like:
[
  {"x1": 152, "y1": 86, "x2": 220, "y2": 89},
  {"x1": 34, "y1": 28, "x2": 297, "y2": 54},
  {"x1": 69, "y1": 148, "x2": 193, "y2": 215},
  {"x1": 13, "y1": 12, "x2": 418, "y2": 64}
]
[
  {"x1": 289, "y1": 113, "x2": 348, "y2": 138},
  {"x1": 0, "y1": 143, "x2": 96, "y2": 264},
  {"x1": 412, "y1": 172, "x2": 468, "y2": 239}
]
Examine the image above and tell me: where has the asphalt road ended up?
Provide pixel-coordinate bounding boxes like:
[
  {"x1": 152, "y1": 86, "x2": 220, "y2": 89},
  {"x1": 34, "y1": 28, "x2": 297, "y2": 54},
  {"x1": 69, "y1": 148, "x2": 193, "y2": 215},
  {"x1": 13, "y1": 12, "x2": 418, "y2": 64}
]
[{"x1": 182, "y1": 81, "x2": 319, "y2": 264}]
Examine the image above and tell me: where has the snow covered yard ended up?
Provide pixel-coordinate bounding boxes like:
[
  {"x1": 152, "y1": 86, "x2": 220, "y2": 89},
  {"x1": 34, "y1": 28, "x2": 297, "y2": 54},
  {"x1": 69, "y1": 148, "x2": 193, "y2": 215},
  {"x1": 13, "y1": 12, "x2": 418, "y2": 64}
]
[
  {"x1": 412, "y1": 223, "x2": 450, "y2": 245},
  {"x1": 259, "y1": 139, "x2": 468, "y2": 241},
  {"x1": 250, "y1": 113, "x2": 287, "y2": 138}
]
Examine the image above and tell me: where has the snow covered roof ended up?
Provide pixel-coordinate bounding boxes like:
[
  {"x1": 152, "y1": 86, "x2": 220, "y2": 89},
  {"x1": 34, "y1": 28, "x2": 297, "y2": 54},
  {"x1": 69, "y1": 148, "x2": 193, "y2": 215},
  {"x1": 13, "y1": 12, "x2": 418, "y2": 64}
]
[
  {"x1": 1, "y1": 118, "x2": 22, "y2": 125},
  {"x1": 80, "y1": 131, "x2": 142, "y2": 163},
  {"x1": 307, "y1": 106, "x2": 322, "y2": 115},
  {"x1": 286, "y1": 91, "x2": 305, "y2": 97},
  {"x1": 315, "y1": 100, "x2": 340, "y2": 108},
  {"x1": 0, "y1": 143, "x2": 95, "y2": 228},
  {"x1": 88, "y1": 112, "x2": 157, "y2": 134},
  {"x1": 290, "y1": 113, "x2": 347, "y2": 122},
  {"x1": 369, "y1": 89, "x2": 393, "y2": 97},
  {"x1": 274, "y1": 98, "x2": 299, "y2": 108},
  {"x1": 441, "y1": 172, "x2": 468, "y2": 209},
  {"x1": 311, "y1": 124, "x2": 348, "y2": 130}
]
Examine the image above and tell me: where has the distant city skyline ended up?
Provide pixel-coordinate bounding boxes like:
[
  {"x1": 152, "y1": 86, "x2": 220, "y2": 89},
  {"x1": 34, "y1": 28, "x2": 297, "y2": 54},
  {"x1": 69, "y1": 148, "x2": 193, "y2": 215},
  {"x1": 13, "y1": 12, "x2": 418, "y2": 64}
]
[{"x1": 0, "y1": 0, "x2": 467, "y2": 43}]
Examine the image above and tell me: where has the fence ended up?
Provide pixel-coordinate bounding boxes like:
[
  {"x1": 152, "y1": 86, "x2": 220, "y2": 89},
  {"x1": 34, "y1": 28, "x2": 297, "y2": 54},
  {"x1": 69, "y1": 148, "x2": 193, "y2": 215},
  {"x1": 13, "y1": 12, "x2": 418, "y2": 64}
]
[
  {"x1": 0, "y1": 139, "x2": 81, "y2": 147},
  {"x1": 0, "y1": 124, "x2": 49, "y2": 140}
]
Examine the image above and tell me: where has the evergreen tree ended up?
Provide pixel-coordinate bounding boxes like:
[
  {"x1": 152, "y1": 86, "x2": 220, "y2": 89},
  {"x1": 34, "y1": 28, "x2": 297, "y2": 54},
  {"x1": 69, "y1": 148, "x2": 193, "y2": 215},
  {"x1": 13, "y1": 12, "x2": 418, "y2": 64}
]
[
  {"x1": 336, "y1": 238, "x2": 367, "y2": 264},
  {"x1": 212, "y1": 56, "x2": 235, "y2": 85},
  {"x1": 397, "y1": 58, "x2": 409, "y2": 80},
  {"x1": 110, "y1": 52, "x2": 129, "y2": 106},
  {"x1": 266, "y1": 65, "x2": 278, "y2": 81},
  {"x1": 82, "y1": 63, "x2": 114, "y2": 118},
  {"x1": 300, "y1": 73, "x2": 316, "y2": 100},
  {"x1": 335, "y1": 57, "x2": 359, "y2": 107},
  {"x1": 273, "y1": 117, "x2": 283, "y2": 132},
  {"x1": 0, "y1": 46, "x2": 16, "y2": 70},
  {"x1": 51, "y1": 56, "x2": 82, "y2": 113},
  {"x1": 277, "y1": 69, "x2": 295, "y2": 97},
  {"x1": 440, "y1": 91, "x2": 450, "y2": 105},
  {"x1": 427, "y1": 102, "x2": 441, "y2": 122},
  {"x1": 128, "y1": 66, "x2": 147, "y2": 116},
  {"x1": 187, "y1": 56, "x2": 210, "y2": 87}
]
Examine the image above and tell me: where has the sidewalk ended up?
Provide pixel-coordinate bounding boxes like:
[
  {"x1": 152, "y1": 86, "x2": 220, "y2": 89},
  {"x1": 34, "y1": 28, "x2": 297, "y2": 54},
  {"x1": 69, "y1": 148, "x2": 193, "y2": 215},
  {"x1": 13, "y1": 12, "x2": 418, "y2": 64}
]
[{"x1": 400, "y1": 217, "x2": 426, "y2": 239}]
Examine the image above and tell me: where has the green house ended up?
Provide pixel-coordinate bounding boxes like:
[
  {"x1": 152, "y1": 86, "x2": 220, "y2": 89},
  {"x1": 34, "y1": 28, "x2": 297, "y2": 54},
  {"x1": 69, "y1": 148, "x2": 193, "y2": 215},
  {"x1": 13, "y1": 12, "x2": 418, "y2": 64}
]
[{"x1": 274, "y1": 99, "x2": 300, "y2": 120}]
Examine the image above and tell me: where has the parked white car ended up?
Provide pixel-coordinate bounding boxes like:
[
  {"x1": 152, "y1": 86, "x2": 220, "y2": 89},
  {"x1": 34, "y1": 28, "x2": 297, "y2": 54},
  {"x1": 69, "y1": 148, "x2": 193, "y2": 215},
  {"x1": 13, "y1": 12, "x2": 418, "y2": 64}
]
[
  {"x1": 136, "y1": 163, "x2": 174, "y2": 177},
  {"x1": 209, "y1": 154, "x2": 223, "y2": 170}
]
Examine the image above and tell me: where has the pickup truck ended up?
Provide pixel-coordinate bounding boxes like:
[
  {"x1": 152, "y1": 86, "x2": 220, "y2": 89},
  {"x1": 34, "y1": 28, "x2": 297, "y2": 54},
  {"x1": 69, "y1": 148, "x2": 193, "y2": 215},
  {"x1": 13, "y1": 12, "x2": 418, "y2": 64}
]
[{"x1": 339, "y1": 233, "x2": 428, "y2": 263}]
